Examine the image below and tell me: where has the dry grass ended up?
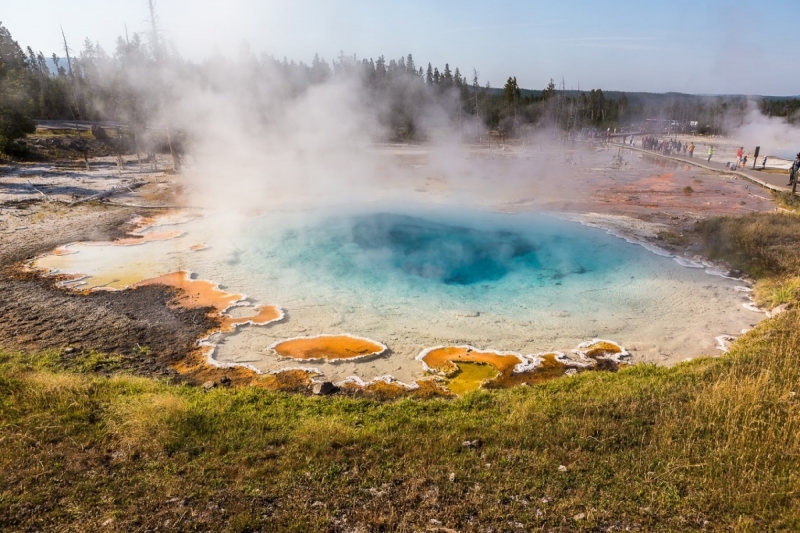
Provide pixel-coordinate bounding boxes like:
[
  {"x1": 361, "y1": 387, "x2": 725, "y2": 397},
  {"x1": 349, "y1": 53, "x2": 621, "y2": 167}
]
[
  {"x1": 754, "y1": 276, "x2": 800, "y2": 308},
  {"x1": 773, "y1": 191, "x2": 800, "y2": 212},
  {"x1": 3, "y1": 313, "x2": 800, "y2": 531},
  {"x1": 694, "y1": 212, "x2": 800, "y2": 278}
]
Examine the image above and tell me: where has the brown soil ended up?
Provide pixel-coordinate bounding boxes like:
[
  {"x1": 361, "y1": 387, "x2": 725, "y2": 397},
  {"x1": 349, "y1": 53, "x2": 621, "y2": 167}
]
[
  {"x1": 0, "y1": 203, "x2": 219, "y2": 383},
  {"x1": 12, "y1": 131, "x2": 133, "y2": 162}
]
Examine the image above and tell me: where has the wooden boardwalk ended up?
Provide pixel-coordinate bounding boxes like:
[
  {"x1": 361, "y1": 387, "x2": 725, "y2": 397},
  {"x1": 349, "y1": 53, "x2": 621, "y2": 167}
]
[{"x1": 610, "y1": 140, "x2": 794, "y2": 194}]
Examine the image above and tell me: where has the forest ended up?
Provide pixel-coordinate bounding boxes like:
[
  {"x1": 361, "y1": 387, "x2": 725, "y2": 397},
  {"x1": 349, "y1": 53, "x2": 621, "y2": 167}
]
[{"x1": 1, "y1": 20, "x2": 798, "y2": 156}]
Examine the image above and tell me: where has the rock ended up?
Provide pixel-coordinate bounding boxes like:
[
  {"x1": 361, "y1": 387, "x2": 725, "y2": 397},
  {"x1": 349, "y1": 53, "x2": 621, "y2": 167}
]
[
  {"x1": 448, "y1": 472, "x2": 456, "y2": 482},
  {"x1": 202, "y1": 380, "x2": 216, "y2": 391},
  {"x1": 558, "y1": 465, "x2": 567, "y2": 472},
  {"x1": 219, "y1": 375, "x2": 232, "y2": 386},
  {"x1": 312, "y1": 381, "x2": 336, "y2": 395},
  {"x1": 461, "y1": 439, "x2": 483, "y2": 449},
  {"x1": 573, "y1": 512, "x2": 586, "y2": 521},
  {"x1": 768, "y1": 304, "x2": 790, "y2": 318},
  {"x1": 430, "y1": 519, "x2": 443, "y2": 526},
  {"x1": 63, "y1": 346, "x2": 76, "y2": 354}
]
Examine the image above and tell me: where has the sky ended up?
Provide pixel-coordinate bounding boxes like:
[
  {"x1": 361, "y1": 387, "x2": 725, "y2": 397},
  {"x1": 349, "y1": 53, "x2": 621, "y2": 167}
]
[{"x1": 2, "y1": 0, "x2": 798, "y2": 96}]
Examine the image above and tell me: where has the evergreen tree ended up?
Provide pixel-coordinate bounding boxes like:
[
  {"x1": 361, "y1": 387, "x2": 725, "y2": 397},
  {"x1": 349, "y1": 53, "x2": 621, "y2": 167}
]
[
  {"x1": 426, "y1": 63, "x2": 433, "y2": 85},
  {"x1": 442, "y1": 63, "x2": 453, "y2": 88},
  {"x1": 542, "y1": 79, "x2": 556, "y2": 100},
  {"x1": 0, "y1": 22, "x2": 36, "y2": 154},
  {"x1": 503, "y1": 76, "x2": 520, "y2": 108},
  {"x1": 376, "y1": 55, "x2": 386, "y2": 79}
]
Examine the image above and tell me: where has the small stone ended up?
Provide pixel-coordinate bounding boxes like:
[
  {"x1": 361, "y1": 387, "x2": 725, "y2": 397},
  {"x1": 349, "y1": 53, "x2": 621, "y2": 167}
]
[
  {"x1": 202, "y1": 380, "x2": 216, "y2": 391},
  {"x1": 430, "y1": 518, "x2": 443, "y2": 525},
  {"x1": 768, "y1": 303, "x2": 790, "y2": 318},
  {"x1": 63, "y1": 346, "x2": 76, "y2": 354},
  {"x1": 101, "y1": 518, "x2": 113, "y2": 526},
  {"x1": 312, "y1": 381, "x2": 336, "y2": 395},
  {"x1": 573, "y1": 512, "x2": 585, "y2": 521},
  {"x1": 219, "y1": 375, "x2": 232, "y2": 386},
  {"x1": 448, "y1": 472, "x2": 456, "y2": 482},
  {"x1": 558, "y1": 465, "x2": 567, "y2": 472}
]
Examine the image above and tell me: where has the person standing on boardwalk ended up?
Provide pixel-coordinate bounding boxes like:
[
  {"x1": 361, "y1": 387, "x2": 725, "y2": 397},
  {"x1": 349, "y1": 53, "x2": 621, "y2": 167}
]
[
  {"x1": 736, "y1": 146, "x2": 743, "y2": 167},
  {"x1": 707, "y1": 146, "x2": 713, "y2": 162},
  {"x1": 788, "y1": 153, "x2": 800, "y2": 186},
  {"x1": 688, "y1": 142, "x2": 695, "y2": 157}
]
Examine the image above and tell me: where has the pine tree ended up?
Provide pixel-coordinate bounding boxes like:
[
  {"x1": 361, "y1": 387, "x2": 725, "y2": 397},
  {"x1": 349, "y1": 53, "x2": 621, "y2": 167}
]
[
  {"x1": 542, "y1": 79, "x2": 556, "y2": 100},
  {"x1": 503, "y1": 76, "x2": 520, "y2": 108},
  {"x1": 376, "y1": 55, "x2": 386, "y2": 79},
  {"x1": 443, "y1": 63, "x2": 453, "y2": 87},
  {"x1": 426, "y1": 63, "x2": 433, "y2": 85},
  {"x1": 0, "y1": 22, "x2": 36, "y2": 153}
]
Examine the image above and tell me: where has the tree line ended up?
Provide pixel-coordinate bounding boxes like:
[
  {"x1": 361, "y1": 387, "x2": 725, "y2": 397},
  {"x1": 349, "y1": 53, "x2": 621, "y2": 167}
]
[{"x1": 1, "y1": 19, "x2": 798, "y2": 155}]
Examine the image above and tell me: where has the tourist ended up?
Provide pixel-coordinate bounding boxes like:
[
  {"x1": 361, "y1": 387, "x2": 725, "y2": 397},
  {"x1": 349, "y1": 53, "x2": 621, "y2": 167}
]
[
  {"x1": 741, "y1": 155, "x2": 747, "y2": 169},
  {"x1": 707, "y1": 146, "x2": 713, "y2": 162},
  {"x1": 787, "y1": 153, "x2": 800, "y2": 186},
  {"x1": 688, "y1": 142, "x2": 695, "y2": 157},
  {"x1": 736, "y1": 146, "x2": 743, "y2": 167}
]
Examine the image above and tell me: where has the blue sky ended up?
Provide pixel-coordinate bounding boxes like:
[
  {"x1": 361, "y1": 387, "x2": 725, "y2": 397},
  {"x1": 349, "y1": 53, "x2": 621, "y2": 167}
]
[{"x1": 3, "y1": 0, "x2": 798, "y2": 95}]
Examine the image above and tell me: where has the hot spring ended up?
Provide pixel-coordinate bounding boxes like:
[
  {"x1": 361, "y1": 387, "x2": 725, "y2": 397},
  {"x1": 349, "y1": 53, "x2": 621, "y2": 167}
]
[{"x1": 35, "y1": 206, "x2": 759, "y2": 385}]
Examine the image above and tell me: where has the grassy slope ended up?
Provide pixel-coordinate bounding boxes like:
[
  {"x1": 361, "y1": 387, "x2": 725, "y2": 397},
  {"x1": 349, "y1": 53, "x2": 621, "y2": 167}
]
[{"x1": 2, "y1": 213, "x2": 800, "y2": 531}]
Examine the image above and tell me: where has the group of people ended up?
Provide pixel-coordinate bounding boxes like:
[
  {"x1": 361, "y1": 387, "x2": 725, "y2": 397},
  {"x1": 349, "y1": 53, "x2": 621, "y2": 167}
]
[
  {"x1": 734, "y1": 147, "x2": 749, "y2": 169},
  {"x1": 641, "y1": 136, "x2": 695, "y2": 158},
  {"x1": 620, "y1": 136, "x2": 800, "y2": 189}
]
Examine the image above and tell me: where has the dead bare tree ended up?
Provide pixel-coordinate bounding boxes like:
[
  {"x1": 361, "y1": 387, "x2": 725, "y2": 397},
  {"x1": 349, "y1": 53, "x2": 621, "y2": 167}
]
[
  {"x1": 147, "y1": 0, "x2": 180, "y2": 173},
  {"x1": 60, "y1": 27, "x2": 90, "y2": 170}
]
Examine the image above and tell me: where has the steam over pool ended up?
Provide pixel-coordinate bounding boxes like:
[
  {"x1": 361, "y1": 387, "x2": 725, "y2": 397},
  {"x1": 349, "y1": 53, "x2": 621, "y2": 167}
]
[{"x1": 35, "y1": 207, "x2": 757, "y2": 384}]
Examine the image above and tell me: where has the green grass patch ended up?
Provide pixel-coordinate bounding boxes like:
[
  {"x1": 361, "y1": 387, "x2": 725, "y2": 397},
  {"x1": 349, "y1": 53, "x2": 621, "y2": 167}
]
[{"x1": 3, "y1": 310, "x2": 800, "y2": 531}]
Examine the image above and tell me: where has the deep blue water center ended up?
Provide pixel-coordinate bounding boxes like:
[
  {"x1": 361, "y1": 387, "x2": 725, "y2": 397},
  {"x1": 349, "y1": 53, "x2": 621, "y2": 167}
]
[
  {"x1": 351, "y1": 214, "x2": 540, "y2": 285},
  {"x1": 245, "y1": 209, "x2": 638, "y2": 306}
]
